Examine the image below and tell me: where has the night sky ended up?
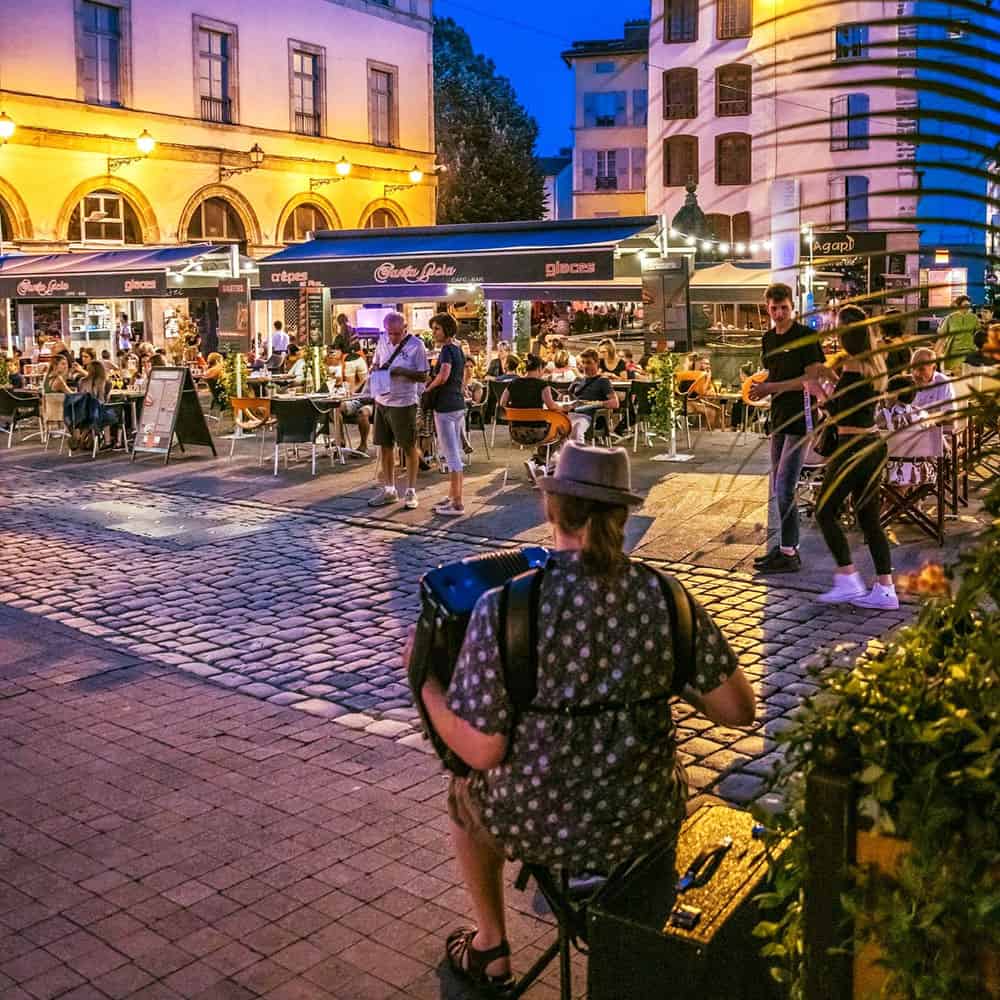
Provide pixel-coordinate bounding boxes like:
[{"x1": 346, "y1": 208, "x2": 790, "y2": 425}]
[{"x1": 434, "y1": 0, "x2": 649, "y2": 156}]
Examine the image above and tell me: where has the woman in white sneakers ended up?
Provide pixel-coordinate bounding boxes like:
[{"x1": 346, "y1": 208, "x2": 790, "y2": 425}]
[{"x1": 814, "y1": 306, "x2": 898, "y2": 609}]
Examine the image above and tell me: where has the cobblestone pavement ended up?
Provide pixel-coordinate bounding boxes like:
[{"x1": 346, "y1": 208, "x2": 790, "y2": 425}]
[
  {"x1": 0, "y1": 605, "x2": 572, "y2": 1000},
  {"x1": 0, "y1": 459, "x2": 925, "y2": 999},
  {"x1": 1, "y1": 464, "x2": 912, "y2": 805}
]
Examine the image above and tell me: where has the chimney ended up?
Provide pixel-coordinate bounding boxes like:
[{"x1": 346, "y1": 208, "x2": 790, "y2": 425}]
[{"x1": 623, "y1": 20, "x2": 649, "y2": 45}]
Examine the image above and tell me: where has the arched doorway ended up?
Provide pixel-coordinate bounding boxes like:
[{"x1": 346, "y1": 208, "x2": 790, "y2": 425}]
[
  {"x1": 67, "y1": 189, "x2": 144, "y2": 245},
  {"x1": 282, "y1": 202, "x2": 332, "y2": 243}
]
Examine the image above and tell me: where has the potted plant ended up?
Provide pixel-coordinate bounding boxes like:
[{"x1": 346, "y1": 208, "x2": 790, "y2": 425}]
[{"x1": 755, "y1": 469, "x2": 1000, "y2": 998}]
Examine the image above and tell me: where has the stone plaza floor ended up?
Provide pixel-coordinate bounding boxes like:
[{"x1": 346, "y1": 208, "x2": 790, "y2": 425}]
[{"x1": 0, "y1": 430, "x2": 986, "y2": 998}]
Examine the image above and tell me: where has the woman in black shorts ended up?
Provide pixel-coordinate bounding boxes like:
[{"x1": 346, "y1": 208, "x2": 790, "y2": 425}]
[{"x1": 815, "y1": 306, "x2": 897, "y2": 610}]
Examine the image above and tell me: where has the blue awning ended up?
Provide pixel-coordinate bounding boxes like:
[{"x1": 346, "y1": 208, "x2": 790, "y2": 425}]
[
  {"x1": 259, "y1": 217, "x2": 659, "y2": 298},
  {"x1": 0, "y1": 245, "x2": 226, "y2": 299}
]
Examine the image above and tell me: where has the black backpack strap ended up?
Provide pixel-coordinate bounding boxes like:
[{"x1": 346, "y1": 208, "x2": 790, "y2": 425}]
[
  {"x1": 649, "y1": 567, "x2": 698, "y2": 694},
  {"x1": 498, "y1": 567, "x2": 544, "y2": 714}
]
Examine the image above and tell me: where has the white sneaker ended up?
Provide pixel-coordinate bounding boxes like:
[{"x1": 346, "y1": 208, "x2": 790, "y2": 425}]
[
  {"x1": 523, "y1": 460, "x2": 539, "y2": 486},
  {"x1": 403, "y1": 488, "x2": 418, "y2": 510},
  {"x1": 368, "y1": 486, "x2": 398, "y2": 508},
  {"x1": 817, "y1": 572, "x2": 868, "y2": 604},
  {"x1": 851, "y1": 583, "x2": 900, "y2": 610}
]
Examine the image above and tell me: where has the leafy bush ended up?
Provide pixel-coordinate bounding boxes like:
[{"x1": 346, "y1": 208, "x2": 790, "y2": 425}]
[{"x1": 757, "y1": 461, "x2": 1000, "y2": 997}]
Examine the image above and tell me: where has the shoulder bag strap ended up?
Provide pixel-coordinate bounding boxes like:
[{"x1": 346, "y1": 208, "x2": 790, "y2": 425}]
[
  {"x1": 499, "y1": 567, "x2": 544, "y2": 716},
  {"x1": 648, "y1": 565, "x2": 697, "y2": 695},
  {"x1": 378, "y1": 334, "x2": 412, "y2": 370}
]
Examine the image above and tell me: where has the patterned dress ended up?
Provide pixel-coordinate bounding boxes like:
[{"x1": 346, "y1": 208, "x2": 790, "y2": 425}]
[{"x1": 446, "y1": 550, "x2": 739, "y2": 872}]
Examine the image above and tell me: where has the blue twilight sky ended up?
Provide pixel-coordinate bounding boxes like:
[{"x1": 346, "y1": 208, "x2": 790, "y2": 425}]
[{"x1": 434, "y1": 0, "x2": 649, "y2": 156}]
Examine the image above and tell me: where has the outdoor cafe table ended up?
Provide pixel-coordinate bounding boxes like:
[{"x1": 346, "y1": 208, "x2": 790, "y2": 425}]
[
  {"x1": 109, "y1": 388, "x2": 145, "y2": 433},
  {"x1": 247, "y1": 374, "x2": 297, "y2": 397},
  {"x1": 269, "y1": 391, "x2": 368, "y2": 463}
]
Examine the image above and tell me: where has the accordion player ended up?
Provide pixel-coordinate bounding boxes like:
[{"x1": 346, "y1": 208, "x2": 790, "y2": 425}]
[{"x1": 406, "y1": 546, "x2": 550, "y2": 775}]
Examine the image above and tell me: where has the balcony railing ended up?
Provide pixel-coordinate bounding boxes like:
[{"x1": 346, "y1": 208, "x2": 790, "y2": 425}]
[
  {"x1": 201, "y1": 95, "x2": 233, "y2": 124},
  {"x1": 294, "y1": 112, "x2": 321, "y2": 136},
  {"x1": 718, "y1": 97, "x2": 750, "y2": 116},
  {"x1": 595, "y1": 175, "x2": 618, "y2": 190}
]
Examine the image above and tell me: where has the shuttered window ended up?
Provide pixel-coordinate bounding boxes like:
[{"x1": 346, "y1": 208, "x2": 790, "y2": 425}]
[
  {"x1": 716, "y1": 64, "x2": 751, "y2": 116},
  {"x1": 663, "y1": 135, "x2": 698, "y2": 187},
  {"x1": 716, "y1": 132, "x2": 751, "y2": 185},
  {"x1": 663, "y1": 69, "x2": 697, "y2": 119}
]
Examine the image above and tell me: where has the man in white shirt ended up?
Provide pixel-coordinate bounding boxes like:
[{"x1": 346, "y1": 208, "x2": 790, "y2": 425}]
[
  {"x1": 270, "y1": 320, "x2": 290, "y2": 353},
  {"x1": 369, "y1": 312, "x2": 428, "y2": 509}
]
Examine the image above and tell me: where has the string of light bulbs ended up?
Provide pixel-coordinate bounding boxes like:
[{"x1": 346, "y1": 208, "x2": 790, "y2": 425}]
[{"x1": 665, "y1": 227, "x2": 773, "y2": 257}]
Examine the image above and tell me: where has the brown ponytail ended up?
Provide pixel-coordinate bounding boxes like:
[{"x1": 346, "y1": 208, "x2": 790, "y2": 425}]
[{"x1": 545, "y1": 493, "x2": 628, "y2": 576}]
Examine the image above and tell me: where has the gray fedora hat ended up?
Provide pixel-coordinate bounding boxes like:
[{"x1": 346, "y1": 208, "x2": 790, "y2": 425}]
[{"x1": 537, "y1": 441, "x2": 644, "y2": 507}]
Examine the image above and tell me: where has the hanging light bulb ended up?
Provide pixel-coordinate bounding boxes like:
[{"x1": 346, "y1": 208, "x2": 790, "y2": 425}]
[
  {"x1": 669, "y1": 227, "x2": 678, "y2": 238},
  {"x1": 685, "y1": 235, "x2": 696, "y2": 247},
  {"x1": 135, "y1": 129, "x2": 155, "y2": 156},
  {"x1": 719, "y1": 242, "x2": 730, "y2": 254},
  {"x1": 749, "y1": 243, "x2": 760, "y2": 254},
  {"x1": 408, "y1": 165, "x2": 424, "y2": 184},
  {"x1": 335, "y1": 156, "x2": 352, "y2": 177},
  {"x1": 763, "y1": 240, "x2": 772, "y2": 250},
  {"x1": 735, "y1": 242, "x2": 746, "y2": 254},
  {"x1": 701, "y1": 241, "x2": 713, "y2": 252}
]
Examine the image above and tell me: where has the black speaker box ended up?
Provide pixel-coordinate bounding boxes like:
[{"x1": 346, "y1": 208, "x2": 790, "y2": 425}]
[{"x1": 588, "y1": 804, "x2": 787, "y2": 1000}]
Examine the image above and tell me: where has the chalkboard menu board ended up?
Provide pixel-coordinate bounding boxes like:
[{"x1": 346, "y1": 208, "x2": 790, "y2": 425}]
[
  {"x1": 218, "y1": 278, "x2": 251, "y2": 352},
  {"x1": 131, "y1": 367, "x2": 217, "y2": 464},
  {"x1": 298, "y1": 285, "x2": 326, "y2": 345}
]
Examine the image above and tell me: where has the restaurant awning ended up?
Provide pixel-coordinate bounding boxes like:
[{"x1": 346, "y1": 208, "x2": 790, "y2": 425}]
[
  {"x1": 258, "y1": 217, "x2": 660, "y2": 298},
  {"x1": 688, "y1": 262, "x2": 772, "y2": 304},
  {"x1": 480, "y1": 278, "x2": 643, "y2": 302},
  {"x1": 0, "y1": 244, "x2": 228, "y2": 300}
]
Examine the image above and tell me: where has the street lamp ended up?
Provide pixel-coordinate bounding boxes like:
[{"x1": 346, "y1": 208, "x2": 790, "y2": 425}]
[
  {"x1": 108, "y1": 129, "x2": 155, "y2": 172},
  {"x1": 220, "y1": 143, "x2": 265, "y2": 181},
  {"x1": 0, "y1": 111, "x2": 15, "y2": 144},
  {"x1": 310, "y1": 156, "x2": 352, "y2": 190},
  {"x1": 385, "y1": 163, "x2": 444, "y2": 196}
]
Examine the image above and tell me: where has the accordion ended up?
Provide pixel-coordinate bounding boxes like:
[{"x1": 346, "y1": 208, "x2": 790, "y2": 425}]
[{"x1": 407, "y1": 546, "x2": 550, "y2": 775}]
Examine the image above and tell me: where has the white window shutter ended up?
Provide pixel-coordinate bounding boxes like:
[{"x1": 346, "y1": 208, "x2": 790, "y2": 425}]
[
  {"x1": 616, "y1": 148, "x2": 631, "y2": 189},
  {"x1": 582, "y1": 150, "x2": 597, "y2": 192},
  {"x1": 829, "y1": 176, "x2": 846, "y2": 225},
  {"x1": 631, "y1": 146, "x2": 646, "y2": 191}
]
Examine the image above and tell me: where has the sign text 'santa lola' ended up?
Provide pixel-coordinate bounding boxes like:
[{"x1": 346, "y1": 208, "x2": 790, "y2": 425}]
[
  {"x1": 16, "y1": 278, "x2": 71, "y2": 297},
  {"x1": 373, "y1": 261, "x2": 457, "y2": 284},
  {"x1": 544, "y1": 260, "x2": 597, "y2": 279}
]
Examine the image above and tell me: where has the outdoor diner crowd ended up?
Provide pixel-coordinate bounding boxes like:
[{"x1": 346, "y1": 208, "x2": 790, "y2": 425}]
[{"x1": 3, "y1": 289, "x2": 998, "y2": 559}]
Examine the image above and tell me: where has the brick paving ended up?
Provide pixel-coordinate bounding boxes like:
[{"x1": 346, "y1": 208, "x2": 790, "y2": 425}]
[{"x1": 0, "y1": 458, "x2": 927, "y2": 998}]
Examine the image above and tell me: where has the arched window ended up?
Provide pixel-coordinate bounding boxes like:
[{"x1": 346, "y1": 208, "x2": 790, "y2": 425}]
[
  {"x1": 186, "y1": 197, "x2": 245, "y2": 242},
  {"x1": 364, "y1": 208, "x2": 400, "y2": 229},
  {"x1": 68, "y1": 190, "x2": 142, "y2": 244},
  {"x1": 716, "y1": 132, "x2": 751, "y2": 186},
  {"x1": 282, "y1": 203, "x2": 331, "y2": 243},
  {"x1": 663, "y1": 135, "x2": 698, "y2": 188},
  {"x1": 0, "y1": 199, "x2": 13, "y2": 244}
]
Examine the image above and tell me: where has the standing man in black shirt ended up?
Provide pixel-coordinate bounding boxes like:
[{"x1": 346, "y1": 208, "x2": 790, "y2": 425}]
[{"x1": 749, "y1": 283, "x2": 826, "y2": 573}]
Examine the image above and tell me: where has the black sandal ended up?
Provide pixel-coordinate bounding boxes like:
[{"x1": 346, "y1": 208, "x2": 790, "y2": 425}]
[{"x1": 445, "y1": 926, "x2": 513, "y2": 993}]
